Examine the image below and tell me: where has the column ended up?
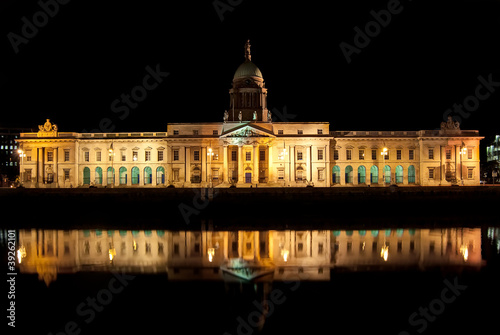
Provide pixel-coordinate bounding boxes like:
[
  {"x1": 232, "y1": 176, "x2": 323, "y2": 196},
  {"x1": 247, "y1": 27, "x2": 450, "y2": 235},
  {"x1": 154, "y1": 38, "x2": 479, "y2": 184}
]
[
  {"x1": 201, "y1": 146, "x2": 207, "y2": 183},
  {"x1": 326, "y1": 145, "x2": 330, "y2": 186},
  {"x1": 40, "y1": 147, "x2": 45, "y2": 185},
  {"x1": 223, "y1": 145, "x2": 228, "y2": 183},
  {"x1": 268, "y1": 145, "x2": 273, "y2": 183},
  {"x1": 237, "y1": 145, "x2": 243, "y2": 184},
  {"x1": 306, "y1": 146, "x2": 311, "y2": 182},
  {"x1": 290, "y1": 146, "x2": 295, "y2": 182},
  {"x1": 166, "y1": 144, "x2": 171, "y2": 184},
  {"x1": 253, "y1": 144, "x2": 258, "y2": 184},
  {"x1": 418, "y1": 139, "x2": 424, "y2": 185},
  {"x1": 185, "y1": 147, "x2": 191, "y2": 183},
  {"x1": 54, "y1": 147, "x2": 59, "y2": 187},
  {"x1": 440, "y1": 145, "x2": 445, "y2": 183}
]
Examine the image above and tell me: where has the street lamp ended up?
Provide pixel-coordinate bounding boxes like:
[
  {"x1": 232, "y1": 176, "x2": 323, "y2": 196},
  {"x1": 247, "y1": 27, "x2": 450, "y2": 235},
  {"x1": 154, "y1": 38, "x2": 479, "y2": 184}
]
[
  {"x1": 17, "y1": 149, "x2": 26, "y2": 183},
  {"x1": 207, "y1": 146, "x2": 214, "y2": 188}
]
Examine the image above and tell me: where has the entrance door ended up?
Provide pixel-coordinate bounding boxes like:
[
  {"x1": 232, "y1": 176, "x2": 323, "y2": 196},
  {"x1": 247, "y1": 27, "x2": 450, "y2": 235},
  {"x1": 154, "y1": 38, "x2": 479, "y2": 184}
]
[{"x1": 245, "y1": 172, "x2": 252, "y2": 183}]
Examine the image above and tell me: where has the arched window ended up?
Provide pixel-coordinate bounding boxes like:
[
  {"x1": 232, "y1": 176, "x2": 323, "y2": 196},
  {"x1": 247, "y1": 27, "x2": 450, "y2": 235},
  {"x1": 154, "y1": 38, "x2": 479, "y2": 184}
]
[
  {"x1": 131, "y1": 166, "x2": 139, "y2": 184},
  {"x1": 83, "y1": 167, "x2": 90, "y2": 185},
  {"x1": 95, "y1": 167, "x2": 102, "y2": 185},
  {"x1": 358, "y1": 165, "x2": 366, "y2": 184},
  {"x1": 107, "y1": 167, "x2": 114, "y2": 185},
  {"x1": 156, "y1": 167, "x2": 165, "y2": 185},
  {"x1": 119, "y1": 167, "x2": 127, "y2": 185},
  {"x1": 408, "y1": 165, "x2": 416, "y2": 183},
  {"x1": 345, "y1": 165, "x2": 353, "y2": 184},
  {"x1": 383, "y1": 165, "x2": 391, "y2": 184},
  {"x1": 370, "y1": 165, "x2": 378, "y2": 184},
  {"x1": 396, "y1": 165, "x2": 403, "y2": 184},
  {"x1": 332, "y1": 166, "x2": 340, "y2": 184},
  {"x1": 144, "y1": 167, "x2": 152, "y2": 184}
]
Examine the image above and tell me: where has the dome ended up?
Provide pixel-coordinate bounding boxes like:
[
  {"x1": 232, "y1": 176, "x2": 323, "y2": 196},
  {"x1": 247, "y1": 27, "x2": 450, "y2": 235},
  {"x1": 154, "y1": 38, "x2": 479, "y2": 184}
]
[{"x1": 233, "y1": 61, "x2": 263, "y2": 80}]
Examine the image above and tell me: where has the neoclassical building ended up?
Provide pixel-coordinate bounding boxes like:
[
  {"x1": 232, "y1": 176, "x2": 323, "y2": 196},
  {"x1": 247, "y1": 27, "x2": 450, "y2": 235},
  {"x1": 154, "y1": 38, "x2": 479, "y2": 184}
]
[{"x1": 16, "y1": 41, "x2": 483, "y2": 188}]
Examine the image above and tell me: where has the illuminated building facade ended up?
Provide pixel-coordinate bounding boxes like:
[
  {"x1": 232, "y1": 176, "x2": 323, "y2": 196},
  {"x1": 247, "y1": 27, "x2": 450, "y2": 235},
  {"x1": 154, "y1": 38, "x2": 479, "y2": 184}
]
[{"x1": 16, "y1": 41, "x2": 483, "y2": 188}]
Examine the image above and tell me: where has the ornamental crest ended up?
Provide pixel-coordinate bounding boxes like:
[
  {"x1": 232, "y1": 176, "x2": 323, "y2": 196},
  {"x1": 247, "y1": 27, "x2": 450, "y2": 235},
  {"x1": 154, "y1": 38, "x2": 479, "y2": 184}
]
[{"x1": 37, "y1": 119, "x2": 58, "y2": 137}]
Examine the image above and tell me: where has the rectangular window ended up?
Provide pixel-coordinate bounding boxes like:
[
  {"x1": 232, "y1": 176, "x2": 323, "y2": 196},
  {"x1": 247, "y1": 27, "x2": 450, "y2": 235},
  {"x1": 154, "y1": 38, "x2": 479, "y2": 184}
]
[
  {"x1": 173, "y1": 150, "x2": 179, "y2": 161},
  {"x1": 334, "y1": 149, "x2": 339, "y2": 161},
  {"x1": 132, "y1": 151, "x2": 138, "y2": 161},
  {"x1": 372, "y1": 149, "x2": 376, "y2": 160},
  {"x1": 121, "y1": 151, "x2": 126, "y2": 161},
  {"x1": 317, "y1": 129, "x2": 323, "y2": 135},
  {"x1": 318, "y1": 242, "x2": 324, "y2": 254},
  {"x1": 359, "y1": 149, "x2": 364, "y2": 160},
  {"x1": 47, "y1": 151, "x2": 53, "y2": 162},
  {"x1": 277, "y1": 169, "x2": 284, "y2": 180},
  {"x1": 318, "y1": 149, "x2": 323, "y2": 160},
  {"x1": 158, "y1": 150, "x2": 164, "y2": 161},
  {"x1": 384, "y1": 151, "x2": 389, "y2": 160},
  {"x1": 397, "y1": 149, "x2": 402, "y2": 160},
  {"x1": 429, "y1": 168, "x2": 434, "y2": 179},
  {"x1": 428, "y1": 148, "x2": 434, "y2": 160},
  {"x1": 297, "y1": 129, "x2": 303, "y2": 135},
  {"x1": 64, "y1": 169, "x2": 70, "y2": 181},
  {"x1": 173, "y1": 130, "x2": 179, "y2": 135},
  {"x1": 409, "y1": 149, "x2": 414, "y2": 160},
  {"x1": 231, "y1": 151, "x2": 237, "y2": 161},
  {"x1": 108, "y1": 152, "x2": 113, "y2": 161},
  {"x1": 26, "y1": 150, "x2": 32, "y2": 162},
  {"x1": 213, "y1": 130, "x2": 218, "y2": 135},
  {"x1": 297, "y1": 151, "x2": 303, "y2": 160},
  {"x1": 84, "y1": 151, "x2": 90, "y2": 162},
  {"x1": 194, "y1": 150, "x2": 200, "y2": 161},
  {"x1": 25, "y1": 169, "x2": 32, "y2": 181},
  {"x1": 193, "y1": 130, "x2": 199, "y2": 136},
  {"x1": 346, "y1": 149, "x2": 352, "y2": 160},
  {"x1": 246, "y1": 152, "x2": 251, "y2": 161},
  {"x1": 467, "y1": 148, "x2": 473, "y2": 159},
  {"x1": 259, "y1": 150, "x2": 265, "y2": 161},
  {"x1": 278, "y1": 129, "x2": 283, "y2": 135},
  {"x1": 318, "y1": 169, "x2": 325, "y2": 181},
  {"x1": 446, "y1": 149, "x2": 451, "y2": 160},
  {"x1": 64, "y1": 150, "x2": 70, "y2": 162},
  {"x1": 467, "y1": 168, "x2": 473, "y2": 179},
  {"x1": 95, "y1": 151, "x2": 101, "y2": 162},
  {"x1": 145, "y1": 151, "x2": 151, "y2": 161}
]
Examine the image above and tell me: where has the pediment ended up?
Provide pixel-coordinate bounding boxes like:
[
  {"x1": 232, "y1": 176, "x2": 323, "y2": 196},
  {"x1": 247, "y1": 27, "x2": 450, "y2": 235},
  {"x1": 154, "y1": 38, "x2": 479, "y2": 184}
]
[{"x1": 221, "y1": 124, "x2": 275, "y2": 138}]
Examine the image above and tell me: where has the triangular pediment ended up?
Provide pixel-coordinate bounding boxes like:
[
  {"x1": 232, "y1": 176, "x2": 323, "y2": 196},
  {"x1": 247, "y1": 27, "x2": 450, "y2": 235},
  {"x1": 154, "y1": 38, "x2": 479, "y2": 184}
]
[{"x1": 221, "y1": 124, "x2": 275, "y2": 138}]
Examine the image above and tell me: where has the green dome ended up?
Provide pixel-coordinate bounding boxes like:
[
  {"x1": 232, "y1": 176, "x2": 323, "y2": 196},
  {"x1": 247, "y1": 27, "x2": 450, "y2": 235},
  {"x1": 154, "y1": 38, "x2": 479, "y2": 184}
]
[{"x1": 233, "y1": 61, "x2": 263, "y2": 79}]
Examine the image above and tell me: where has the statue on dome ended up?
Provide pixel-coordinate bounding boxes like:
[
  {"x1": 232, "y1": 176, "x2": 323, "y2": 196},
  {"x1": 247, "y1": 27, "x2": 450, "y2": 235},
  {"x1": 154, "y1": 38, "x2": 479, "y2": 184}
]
[
  {"x1": 238, "y1": 111, "x2": 242, "y2": 122},
  {"x1": 223, "y1": 110, "x2": 228, "y2": 122},
  {"x1": 253, "y1": 111, "x2": 257, "y2": 120}
]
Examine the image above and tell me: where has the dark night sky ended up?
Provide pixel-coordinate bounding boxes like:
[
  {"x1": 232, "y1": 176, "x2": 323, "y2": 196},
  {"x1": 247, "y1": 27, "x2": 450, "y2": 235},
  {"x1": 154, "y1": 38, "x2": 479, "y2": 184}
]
[{"x1": 1, "y1": 0, "x2": 500, "y2": 147}]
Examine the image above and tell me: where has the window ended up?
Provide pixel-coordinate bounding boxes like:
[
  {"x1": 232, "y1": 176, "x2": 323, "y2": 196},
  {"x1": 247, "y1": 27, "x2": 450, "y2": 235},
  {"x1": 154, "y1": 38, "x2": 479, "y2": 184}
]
[
  {"x1": 193, "y1": 150, "x2": 200, "y2": 161},
  {"x1": 84, "y1": 151, "x2": 90, "y2": 162},
  {"x1": 318, "y1": 149, "x2": 324, "y2": 160},
  {"x1": 260, "y1": 150, "x2": 265, "y2": 161},
  {"x1": 446, "y1": 149, "x2": 451, "y2": 160},
  {"x1": 396, "y1": 150, "x2": 402, "y2": 160},
  {"x1": 429, "y1": 168, "x2": 434, "y2": 179},
  {"x1": 173, "y1": 130, "x2": 179, "y2": 135},
  {"x1": 317, "y1": 129, "x2": 323, "y2": 135},
  {"x1": 47, "y1": 151, "x2": 53, "y2": 162},
  {"x1": 246, "y1": 152, "x2": 251, "y2": 161},
  {"x1": 428, "y1": 148, "x2": 434, "y2": 160},
  {"x1": 173, "y1": 169, "x2": 179, "y2": 182},
  {"x1": 318, "y1": 169, "x2": 325, "y2": 181},
  {"x1": 297, "y1": 129, "x2": 303, "y2": 135},
  {"x1": 334, "y1": 149, "x2": 339, "y2": 160},
  {"x1": 121, "y1": 151, "x2": 126, "y2": 161},
  {"x1": 346, "y1": 149, "x2": 352, "y2": 160},
  {"x1": 277, "y1": 169, "x2": 284, "y2": 180},
  {"x1": 158, "y1": 150, "x2": 164, "y2": 161},
  {"x1": 318, "y1": 243, "x2": 324, "y2": 254},
  {"x1": 64, "y1": 150, "x2": 70, "y2": 162},
  {"x1": 372, "y1": 149, "x2": 376, "y2": 160},
  {"x1": 231, "y1": 151, "x2": 237, "y2": 161},
  {"x1": 132, "y1": 151, "x2": 138, "y2": 161},
  {"x1": 467, "y1": 168, "x2": 473, "y2": 179},
  {"x1": 193, "y1": 130, "x2": 199, "y2": 135},
  {"x1": 467, "y1": 148, "x2": 473, "y2": 159},
  {"x1": 278, "y1": 129, "x2": 283, "y2": 135},
  {"x1": 64, "y1": 169, "x2": 70, "y2": 181},
  {"x1": 173, "y1": 150, "x2": 179, "y2": 161},
  {"x1": 359, "y1": 149, "x2": 364, "y2": 160},
  {"x1": 145, "y1": 151, "x2": 151, "y2": 161},
  {"x1": 25, "y1": 169, "x2": 32, "y2": 181},
  {"x1": 26, "y1": 150, "x2": 32, "y2": 161},
  {"x1": 95, "y1": 151, "x2": 101, "y2": 162},
  {"x1": 213, "y1": 129, "x2": 218, "y2": 135},
  {"x1": 384, "y1": 151, "x2": 390, "y2": 160},
  {"x1": 409, "y1": 149, "x2": 414, "y2": 160},
  {"x1": 297, "y1": 151, "x2": 303, "y2": 160}
]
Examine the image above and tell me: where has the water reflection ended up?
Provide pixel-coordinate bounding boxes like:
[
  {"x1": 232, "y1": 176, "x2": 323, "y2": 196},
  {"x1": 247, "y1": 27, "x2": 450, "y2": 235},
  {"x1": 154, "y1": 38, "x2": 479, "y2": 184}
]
[{"x1": 17, "y1": 228, "x2": 483, "y2": 286}]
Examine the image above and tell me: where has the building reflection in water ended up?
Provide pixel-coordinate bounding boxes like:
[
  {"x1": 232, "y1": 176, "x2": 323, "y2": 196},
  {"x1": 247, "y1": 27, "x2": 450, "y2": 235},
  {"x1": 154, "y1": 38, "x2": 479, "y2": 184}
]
[{"x1": 16, "y1": 228, "x2": 483, "y2": 286}]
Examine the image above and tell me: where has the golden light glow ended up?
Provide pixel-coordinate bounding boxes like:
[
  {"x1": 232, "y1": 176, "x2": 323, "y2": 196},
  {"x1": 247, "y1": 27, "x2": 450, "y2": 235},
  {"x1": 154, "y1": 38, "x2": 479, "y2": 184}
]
[
  {"x1": 380, "y1": 245, "x2": 389, "y2": 261},
  {"x1": 108, "y1": 248, "x2": 116, "y2": 262},
  {"x1": 207, "y1": 248, "x2": 215, "y2": 262},
  {"x1": 17, "y1": 245, "x2": 26, "y2": 264},
  {"x1": 281, "y1": 248, "x2": 289, "y2": 262},
  {"x1": 460, "y1": 245, "x2": 468, "y2": 262},
  {"x1": 133, "y1": 240, "x2": 137, "y2": 251}
]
